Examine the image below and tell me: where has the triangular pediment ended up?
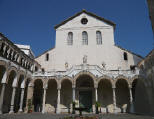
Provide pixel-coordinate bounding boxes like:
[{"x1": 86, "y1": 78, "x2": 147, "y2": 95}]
[{"x1": 54, "y1": 9, "x2": 116, "y2": 29}]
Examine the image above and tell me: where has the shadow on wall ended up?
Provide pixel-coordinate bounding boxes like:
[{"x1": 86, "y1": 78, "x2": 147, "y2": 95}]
[{"x1": 134, "y1": 78, "x2": 154, "y2": 116}]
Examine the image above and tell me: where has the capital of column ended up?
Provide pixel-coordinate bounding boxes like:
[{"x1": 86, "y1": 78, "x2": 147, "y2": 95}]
[
  {"x1": 94, "y1": 82, "x2": 98, "y2": 89},
  {"x1": 128, "y1": 84, "x2": 132, "y2": 89},
  {"x1": 112, "y1": 86, "x2": 116, "y2": 89},
  {"x1": 72, "y1": 84, "x2": 76, "y2": 89}
]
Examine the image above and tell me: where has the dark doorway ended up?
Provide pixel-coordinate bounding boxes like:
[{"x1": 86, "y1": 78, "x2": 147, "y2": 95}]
[{"x1": 79, "y1": 91, "x2": 92, "y2": 112}]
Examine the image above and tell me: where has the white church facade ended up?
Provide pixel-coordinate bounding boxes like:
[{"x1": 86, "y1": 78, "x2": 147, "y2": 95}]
[{"x1": 0, "y1": 10, "x2": 144, "y2": 114}]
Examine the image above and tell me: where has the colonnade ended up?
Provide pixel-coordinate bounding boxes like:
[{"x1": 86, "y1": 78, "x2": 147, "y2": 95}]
[
  {"x1": 0, "y1": 66, "x2": 31, "y2": 114},
  {"x1": 32, "y1": 74, "x2": 137, "y2": 114}
]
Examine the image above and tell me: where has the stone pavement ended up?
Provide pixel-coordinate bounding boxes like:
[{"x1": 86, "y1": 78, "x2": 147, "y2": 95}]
[{"x1": 0, "y1": 113, "x2": 153, "y2": 119}]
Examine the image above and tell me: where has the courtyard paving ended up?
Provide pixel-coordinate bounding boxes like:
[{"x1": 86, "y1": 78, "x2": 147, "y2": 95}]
[{"x1": 0, "y1": 113, "x2": 153, "y2": 119}]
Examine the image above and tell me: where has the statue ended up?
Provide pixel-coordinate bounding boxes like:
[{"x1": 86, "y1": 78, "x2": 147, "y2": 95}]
[
  {"x1": 102, "y1": 61, "x2": 106, "y2": 69},
  {"x1": 83, "y1": 55, "x2": 87, "y2": 64},
  {"x1": 65, "y1": 62, "x2": 68, "y2": 69}
]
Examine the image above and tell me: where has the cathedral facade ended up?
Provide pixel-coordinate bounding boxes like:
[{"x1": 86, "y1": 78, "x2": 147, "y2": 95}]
[{"x1": 0, "y1": 10, "x2": 144, "y2": 114}]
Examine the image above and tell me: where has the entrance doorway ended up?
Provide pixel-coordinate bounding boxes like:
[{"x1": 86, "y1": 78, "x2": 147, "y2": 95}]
[{"x1": 79, "y1": 91, "x2": 92, "y2": 112}]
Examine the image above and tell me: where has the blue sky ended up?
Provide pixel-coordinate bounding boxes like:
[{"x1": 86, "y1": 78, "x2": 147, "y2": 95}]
[{"x1": 0, "y1": 0, "x2": 153, "y2": 57}]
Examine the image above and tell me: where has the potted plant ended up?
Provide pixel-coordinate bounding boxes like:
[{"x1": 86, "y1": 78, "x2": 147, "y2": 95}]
[
  {"x1": 28, "y1": 99, "x2": 32, "y2": 113},
  {"x1": 95, "y1": 101, "x2": 101, "y2": 114},
  {"x1": 72, "y1": 101, "x2": 76, "y2": 114}
]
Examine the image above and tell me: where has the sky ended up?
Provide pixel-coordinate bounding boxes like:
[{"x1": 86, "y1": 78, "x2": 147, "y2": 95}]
[{"x1": 0, "y1": 0, "x2": 153, "y2": 57}]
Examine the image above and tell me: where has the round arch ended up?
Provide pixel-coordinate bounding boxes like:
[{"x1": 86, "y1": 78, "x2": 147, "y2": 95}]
[
  {"x1": 74, "y1": 71, "x2": 96, "y2": 86},
  {"x1": 33, "y1": 79, "x2": 43, "y2": 112},
  {"x1": 46, "y1": 78, "x2": 58, "y2": 113},
  {"x1": 97, "y1": 75, "x2": 114, "y2": 88},
  {"x1": 131, "y1": 75, "x2": 140, "y2": 85},
  {"x1": 30, "y1": 77, "x2": 44, "y2": 87},
  {"x1": 114, "y1": 75, "x2": 130, "y2": 87},
  {"x1": 60, "y1": 78, "x2": 72, "y2": 113},
  {"x1": 98, "y1": 78, "x2": 113, "y2": 112},
  {"x1": 115, "y1": 78, "x2": 130, "y2": 113},
  {"x1": 46, "y1": 78, "x2": 58, "y2": 88},
  {"x1": 60, "y1": 76, "x2": 73, "y2": 85},
  {"x1": 6, "y1": 66, "x2": 18, "y2": 84},
  {"x1": 0, "y1": 63, "x2": 7, "y2": 83}
]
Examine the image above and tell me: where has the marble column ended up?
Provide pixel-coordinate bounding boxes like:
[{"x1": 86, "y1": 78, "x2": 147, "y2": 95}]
[
  {"x1": 0, "y1": 83, "x2": 6, "y2": 114},
  {"x1": 2, "y1": 45, "x2": 6, "y2": 55},
  {"x1": 72, "y1": 87, "x2": 75, "y2": 102},
  {"x1": 19, "y1": 88, "x2": 25, "y2": 112},
  {"x1": 9, "y1": 87, "x2": 16, "y2": 114},
  {"x1": 7, "y1": 48, "x2": 11, "y2": 58},
  {"x1": 56, "y1": 88, "x2": 61, "y2": 114},
  {"x1": 129, "y1": 86, "x2": 134, "y2": 113},
  {"x1": 129, "y1": 87, "x2": 133, "y2": 103},
  {"x1": 112, "y1": 87, "x2": 116, "y2": 113},
  {"x1": 42, "y1": 88, "x2": 47, "y2": 114},
  {"x1": 95, "y1": 88, "x2": 98, "y2": 102}
]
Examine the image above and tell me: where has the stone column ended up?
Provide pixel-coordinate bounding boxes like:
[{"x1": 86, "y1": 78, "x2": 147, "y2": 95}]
[
  {"x1": 2, "y1": 45, "x2": 6, "y2": 55},
  {"x1": 112, "y1": 87, "x2": 116, "y2": 113},
  {"x1": 72, "y1": 86, "x2": 75, "y2": 102},
  {"x1": 56, "y1": 88, "x2": 61, "y2": 114},
  {"x1": 7, "y1": 48, "x2": 11, "y2": 58},
  {"x1": 95, "y1": 88, "x2": 98, "y2": 102},
  {"x1": 19, "y1": 88, "x2": 25, "y2": 112},
  {"x1": 129, "y1": 87, "x2": 133, "y2": 103},
  {"x1": 9, "y1": 87, "x2": 16, "y2": 114},
  {"x1": 42, "y1": 88, "x2": 47, "y2": 114},
  {"x1": 0, "y1": 83, "x2": 6, "y2": 114},
  {"x1": 129, "y1": 85, "x2": 134, "y2": 113}
]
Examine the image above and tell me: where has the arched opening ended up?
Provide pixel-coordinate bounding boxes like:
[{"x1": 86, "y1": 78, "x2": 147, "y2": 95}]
[
  {"x1": 46, "y1": 79, "x2": 57, "y2": 113},
  {"x1": 23, "y1": 78, "x2": 30, "y2": 111},
  {"x1": 61, "y1": 79, "x2": 72, "y2": 113},
  {"x1": 115, "y1": 79, "x2": 129, "y2": 113},
  {"x1": 33, "y1": 79, "x2": 43, "y2": 112},
  {"x1": 76, "y1": 75, "x2": 94, "y2": 112},
  {"x1": 98, "y1": 79, "x2": 113, "y2": 113},
  {"x1": 0, "y1": 65, "x2": 6, "y2": 93},
  {"x1": 14, "y1": 75, "x2": 24, "y2": 112},
  {"x1": 3, "y1": 70, "x2": 17, "y2": 113}
]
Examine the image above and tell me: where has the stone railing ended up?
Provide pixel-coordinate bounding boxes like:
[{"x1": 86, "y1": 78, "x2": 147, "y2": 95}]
[
  {"x1": 33, "y1": 64, "x2": 139, "y2": 79},
  {"x1": 0, "y1": 33, "x2": 40, "y2": 72}
]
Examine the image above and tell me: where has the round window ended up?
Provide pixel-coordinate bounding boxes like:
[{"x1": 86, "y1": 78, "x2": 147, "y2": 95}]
[{"x1": 81, "y1": 18, "x2": 88, "y2": 24}]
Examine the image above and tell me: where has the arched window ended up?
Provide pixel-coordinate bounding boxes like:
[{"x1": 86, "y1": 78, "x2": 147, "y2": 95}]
[
  {"x1": 67, "y1": 32, "x2": 73, "y2": 45},
  {"x1": 96, "y1": 31, "x2": 102, "y2": 45},
  {"x1": 123, "y1": 52, "x2": 128, "y2": 60},
  {"x1": 46, "y1": 53, "x2": 49, "y2": 61},
  {"x1": 82, "y1": 31, "x2": 88, "y2": 45}
]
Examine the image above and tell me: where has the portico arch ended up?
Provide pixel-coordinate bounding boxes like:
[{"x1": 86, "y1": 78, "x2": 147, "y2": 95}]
[
  {"x1": 33, "y1": 79, "x2": 43, "y2": 112},
  {"x1": 23, "y1": 78, "x2": 31, "y2": 111},
  {"x1": 74, "y1": 71, "x2": 96, "y2": 86},
  {"x1": 60, "y1": 79, "x2": 72, "y2": 113},
  {"x1": 46, "y1": 78, "x2": 58, "y2": 113},
  {"x1": 14, "y1": 74, "x2": 25, "y2": 112},
  {"x1": 98, "y1": 78, "x2": 113, "y2": 113},
  {"x1": 115, "y1": 78, "x2": 130, "y2": 113},
  {"x1": 114, "y1": 75, "x2": 130, "y2": 86},
  {"x1": 6, "y1": 66, "x2": 18, "y2": 87},
  {"x1": 3, "y1": 70, "x2": 17, "y2": 113},
  {"x1": 75, "y1": 74, "x2": 95, "y2": 112},
  {"x1": 0, "y1": 64, "x2": 7, "y2": 113},
  {"x1": 97, "y1": 75, "x2": 114, "y2": 87},
  {"x1": 60, "y1": 76, "x2": 73, "y2": 85}
]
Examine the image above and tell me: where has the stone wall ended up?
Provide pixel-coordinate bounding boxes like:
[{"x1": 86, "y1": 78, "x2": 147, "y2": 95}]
[{"x1": 135, "y1": 49, "x2": 154, "y2": 116}]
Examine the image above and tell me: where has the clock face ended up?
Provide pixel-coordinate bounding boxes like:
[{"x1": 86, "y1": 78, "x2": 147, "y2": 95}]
[{"x1": 81, "y1": 18, "x2": 88, "y2": 24}]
